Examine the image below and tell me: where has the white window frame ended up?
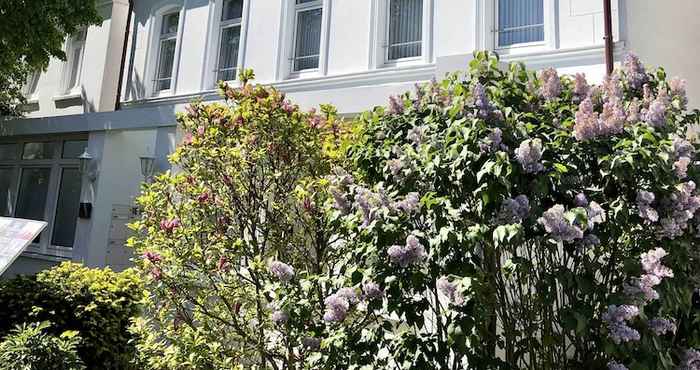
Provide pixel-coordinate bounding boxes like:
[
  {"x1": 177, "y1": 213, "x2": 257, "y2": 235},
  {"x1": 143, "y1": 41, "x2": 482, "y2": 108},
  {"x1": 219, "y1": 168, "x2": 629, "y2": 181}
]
[
  {"x1": 146, "y1": 4, "x2": 185, "y2": 97},
  {"x1": 205, "y1": 0, "x2": 250, "y2": 88},
  {"x1": 22, "y1": 71, "x2": 41, "y2": 102},
  {"x1": 370, "y1": 0, "x2": 434, "y2": 69},
  {"x1": 61, "y1": 28, "x2": 87, "y2": 96},
  {"x1": 0, "y1": 135, "x2": 88, "y2": 259},
  {"x1": 476, "y1": 0, "x2": 556, "y2": 55},
  {"x1": 276, "y1": 0, "x2": 332, "y2": 80}
]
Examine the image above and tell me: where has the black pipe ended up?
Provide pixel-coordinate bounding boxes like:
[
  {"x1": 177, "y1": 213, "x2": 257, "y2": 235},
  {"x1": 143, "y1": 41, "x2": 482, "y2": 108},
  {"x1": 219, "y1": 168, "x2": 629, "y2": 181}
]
[{"x1": 115, "y1": 0, "x2": 134, "y2": 111}]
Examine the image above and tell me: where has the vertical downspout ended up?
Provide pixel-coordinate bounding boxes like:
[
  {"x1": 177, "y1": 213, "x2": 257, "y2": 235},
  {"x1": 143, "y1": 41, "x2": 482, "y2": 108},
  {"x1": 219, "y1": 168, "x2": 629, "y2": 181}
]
[
  {"x1": 115, "y1": 0, "x2": 134, "y2": 111},
  {"x1": 603, "y1": 0, "x2": 614, "y2": 75}
]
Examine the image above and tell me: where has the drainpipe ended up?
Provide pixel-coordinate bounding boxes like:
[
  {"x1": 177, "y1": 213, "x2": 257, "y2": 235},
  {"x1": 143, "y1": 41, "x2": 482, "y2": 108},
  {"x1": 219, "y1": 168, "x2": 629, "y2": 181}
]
[
  {"x1": 115, "y1": 0, "x2": 134, "y2": 111},
  {"x1": 603, "y1": 0, "x2": 614, "y2": 75}
]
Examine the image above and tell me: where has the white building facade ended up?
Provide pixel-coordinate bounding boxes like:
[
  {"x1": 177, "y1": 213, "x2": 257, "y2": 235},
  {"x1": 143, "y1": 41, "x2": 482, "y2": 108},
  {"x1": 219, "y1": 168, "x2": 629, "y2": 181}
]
[{"x1": 1, "y1": 0, "x2": 699, "y2": 276}]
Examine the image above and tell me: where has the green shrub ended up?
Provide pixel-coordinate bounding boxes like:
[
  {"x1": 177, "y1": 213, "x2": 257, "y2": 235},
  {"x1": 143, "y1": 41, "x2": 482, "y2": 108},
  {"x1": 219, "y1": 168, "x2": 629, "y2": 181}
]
[
  {"x1": 0, "y1": 262, "x2": 142, "y2": 369},
  {"x1": 0, "y1": 321, "x2": 84, "y2": 370}
]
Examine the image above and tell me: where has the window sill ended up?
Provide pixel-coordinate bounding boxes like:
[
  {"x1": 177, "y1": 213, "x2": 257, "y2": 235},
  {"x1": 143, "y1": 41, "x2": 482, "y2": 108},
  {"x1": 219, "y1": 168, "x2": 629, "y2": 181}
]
[
  {"x1": 498, "y1": 41, "x2": 627, "y2": 68},
  {"x1": 52, "y1": 92, "x2": 83, "y2": 102},
  {"x1": 25, "y1": 96, "x2": 39, "y2": 105},
  {"x1": 21, "y1": 249, "x2": 72, "y2": 263}
]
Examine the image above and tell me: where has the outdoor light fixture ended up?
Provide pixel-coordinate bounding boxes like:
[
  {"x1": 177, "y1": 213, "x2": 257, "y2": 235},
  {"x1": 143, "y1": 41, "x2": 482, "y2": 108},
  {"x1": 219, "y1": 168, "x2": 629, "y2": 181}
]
[
  {"x1": 78, "y1": 148, "x2": 98, "y2": 182},
  {"x1": 140, "y1": 155, "x2": 156, "y2": 182}
]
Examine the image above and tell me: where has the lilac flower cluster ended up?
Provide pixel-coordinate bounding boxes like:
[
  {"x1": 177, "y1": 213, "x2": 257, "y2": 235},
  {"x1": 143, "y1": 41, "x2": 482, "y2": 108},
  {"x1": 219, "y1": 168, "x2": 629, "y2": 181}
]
[
  {"x1": 394, "y1": 192, "x2": 420, "y2": 214},
  {"x1": 498, "y1": 195, "x2": 530, "y2": 224},
  {"x1": 479, "y1": 128, "x2": 506, "y2": 153},
  {"x1": 437, "y1": 277, "x2": 465, "y2": 305},
  {"x1": 269, "y1": 261, "x2": 295, "y2": 282},
  {"x1": 573, "y1": 97, "x2": 625, "y2": 141},
  {"x1": 648, "y1": 318, "x2": 677, "y2": 336},
  {"x1": 362, "y1": 281, "x2": 384, "y2": 300},
  {"x1": 323, "y1": 288, "x2": 358, "y2": 323},
  {"x1": 679, "y1": 349, "x2": 700, "y2": 370},
  {"x1": 602, "y1": 304, "x2": 641, "y2": 344},
  {"x1": 387, "y1": 234, "x2": 427, "y2": 267},
  {"x1": 388, "y1": 95, "x2": 404, "y2": 115},
  {"x1": 673, "y1": 136, "x2": 695, "y2": 179},
  {"x1": 659, "y1": 181, "x2": 700, "y2": 239},
  {"x1": 608, "y1": 361, "x2": 629, "y2": 370},
  {"x1": 636, "y1": 190, "x2": 659, "y2": 222},
  {"x1": 355, "y1": 186, "x2": 379, "y2": 228},
  {"x1": 641, "y1": 87, "x2": 670, "y2": 128},
  {"x1": 472, "y1": 82, "x2": 498, "y2": 120},
  {"x1": 515, "y1": 139, "x2": 545, "y2": 173},
  {"x1": 574, "y1": 193, "x2": 589, "y2": 207},
  {"x1": 539, "y1": 68, "x2": 562, "y2": 101},
  {"x1": 387, "y1": 158, "x2": 404, "y2": 177},
  {"x1": 301, "y1": 337, "x2": 321, "y2": 351},
  {"x1": 670, "y1": 77, "x2": 689, "y2": 109},
  {"x1": 573, "y1": 73, "x2": 590, "y2": 102},
  {"x1": 407, "y1": 125, "x2": 427, "y2": 146},
  {"x1": 587, "y1": 201, "x2": 606, "y2": 228},
  {"x1": 538, "y1": 205, "x2": 583, "y2": 242},
  {"x1": 622, "y1": 53, "x2": 648, "y2": 90},
  {"x1": 625, "y1": 248, "x2": 673, "y2": 303}
]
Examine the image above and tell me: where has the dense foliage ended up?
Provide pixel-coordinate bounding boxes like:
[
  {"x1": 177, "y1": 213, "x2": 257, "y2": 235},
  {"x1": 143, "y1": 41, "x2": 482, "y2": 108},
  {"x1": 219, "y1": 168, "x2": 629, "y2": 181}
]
[
  {"x1": 0, "y1": 0, "x2": 100, "y2": 116},
  {"x1": 0, "y1": 322, "x2": 84, "y2": 370},
  {"x1": 322, "y1": 52, "x2": 700, "y2": 369},
  {"x1": 129, "y1": 70, "x2": 350, "y2": 369},
  {"x1": 0, "y1": 262, "x2": 142, "y2": 370},
  {"x1": 131, "y1": 54, "x2": 700, "y2": 369}
]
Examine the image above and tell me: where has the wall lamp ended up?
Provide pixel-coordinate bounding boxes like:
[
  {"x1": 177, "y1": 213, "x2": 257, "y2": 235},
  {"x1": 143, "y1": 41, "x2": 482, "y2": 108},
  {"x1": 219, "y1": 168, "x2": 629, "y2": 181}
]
[
  {"x1": 78, "y1": 148, "x2": 98, "y2": 182},
  {"x1": 140, "y1": 155, "x2": 156, "y2": 183}
]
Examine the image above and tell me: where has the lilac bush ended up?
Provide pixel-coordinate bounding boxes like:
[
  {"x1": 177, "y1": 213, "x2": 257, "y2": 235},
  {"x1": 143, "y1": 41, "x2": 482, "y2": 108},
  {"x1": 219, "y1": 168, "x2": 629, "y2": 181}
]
[{"x1": 318, "y1": 52, "x2": 700, "y2": 369}]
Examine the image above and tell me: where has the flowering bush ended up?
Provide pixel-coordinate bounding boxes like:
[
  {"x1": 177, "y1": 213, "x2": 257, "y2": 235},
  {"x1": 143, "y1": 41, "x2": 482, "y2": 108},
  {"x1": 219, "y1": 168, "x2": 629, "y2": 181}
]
[
  {"x1": 320, "y1": 52, "x2": 700, "y2": 368},
  {"x1": 128, "y1": 70, "x2": 351, "y2": 369}
]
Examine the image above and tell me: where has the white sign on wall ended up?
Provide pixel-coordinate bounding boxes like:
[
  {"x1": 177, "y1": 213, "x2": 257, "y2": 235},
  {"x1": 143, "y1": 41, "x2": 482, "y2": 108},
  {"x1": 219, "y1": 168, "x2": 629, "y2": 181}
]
[{"x1": 0, "y1": 217, "x2": 48, "y2": 276}]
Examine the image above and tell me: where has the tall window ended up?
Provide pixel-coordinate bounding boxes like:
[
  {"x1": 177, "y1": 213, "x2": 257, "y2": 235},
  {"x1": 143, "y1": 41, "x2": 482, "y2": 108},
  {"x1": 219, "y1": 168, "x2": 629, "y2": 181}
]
[
  {"x1": 217, "y1": 0, "x2": 244, "y2": 82},
  {"x1": 387, "y1": 0, "x2": 423, "y2": 61},
  {"x1": 496, "y1": 0, "x2": 544, "y2": 47},
  {"x1": 23, "y1": 71, "x2": 40, "y2": 98},
  {"x1": 292, "y1": 0, "x2": 323, "y2": 72},
  {"x1": 0, "y1": 138, "x2": 86, "y2": 256},
  {"x1": 154, "y1": 11, "x2": 180, "y2": 92},
  {"x1": 65, "y1": 29, "x2": 86, "y2": 93}
]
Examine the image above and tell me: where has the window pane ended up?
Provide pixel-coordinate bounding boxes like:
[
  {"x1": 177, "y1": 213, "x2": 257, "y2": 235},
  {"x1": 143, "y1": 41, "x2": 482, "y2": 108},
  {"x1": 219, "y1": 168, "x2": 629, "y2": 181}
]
[
  {"x1": 0, "y1": 168, "x2": 13, "y2": 217},
  {"x1": 156, "y1": 39, "x2": 177, "y2": 91},
  {"x1": 51, "y1": 168, "x2": 81, "y2": 247},
  {"x1": 68, "y1": 45, "x2": 83, "y2": 90},
  {"x1": 162, "y1": 12, "x2": 180, "y2": 35},
  {"x1": 22, "y1": 142, "x2": 54, "y2": 160},
  {"x1": 498, "y1": 0, "x2": 544, "y2": 47},
  {"x1": 218, "y1": 25, "x2": 241, "y2": 81},
  {"x1": 388, "y1": 0, "x2": 423, "y2": 60},
  {"x1": 0, "y1": 144, "x2": 17, "y2": 160},
  {"x1": 15, "y1": 168, "x2": 51, "y2": 222},
  {"x1": 296, "y1": 0, "x2": 318, "y2": 4},
  {"x1": 222, "y1": 0, "x2": 244, "y2": 20},
  {"x1": 294, "y1": 8, "x2": 322, "y2": 71},
  {"x1": 24, "y1": 72, "x2": 40, "y2": 96},
  {"x1": 62, "y1": 140, "x2": 88, "y2": 159}
]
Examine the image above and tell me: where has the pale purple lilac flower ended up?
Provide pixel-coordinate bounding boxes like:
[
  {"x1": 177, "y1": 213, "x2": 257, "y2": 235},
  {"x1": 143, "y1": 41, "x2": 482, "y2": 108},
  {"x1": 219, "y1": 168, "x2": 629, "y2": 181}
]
[
  {"x1": 538, "y1": 205, "x2": 584, "y2": 242},
  {"x1": 637, "y1": 190, "x2": 659, "y2": 223},
  {"x1": 394, "y1": 192, "x2": 420, "y2": 214},
  {"x1": 622, "y1": 53, "x2": 648, "y2": 90},
  {"x1": 625, "y1": 247, "x2": 674, "y2": 303},
  {"x1": 302, "y1": 337, "x2": 321, "y2": 351},
  {"x1": 679, "y1": 349, "x2": 700, "y2": 370},
  {"x1": 658, "y1": 181, "x2": 700, "y2": 239},
  {"x1": 269, "y1": 261, "x2": 295, "y2": 282},
  {"x1": 480, "y1": 128, "x2": 504, "y2": 153},
  {"x1": 648, "y1": 318, "x2": 677, "y2": 336},
  {"x1": 587, "y1": 201, "x2": 606, "y2": 227},
  {"x1": 669, "y1": 77, "x2": 689, "y2": 109},
  {"x1": 608, "y1": 361, "x2": 629, "y2": 370},
  {"x1": 472, "y1": 82, "x2": 495, "y2": 119},
  {"x1": 573, "y1": 73, "x2": 590, "y2": 101},
  {"x1": 603, "y1": 304, "x2": 641, "y2": 344},
  {"x1": 539, "y1": 68, "x2": 562, "y2": 101},
  {"x1": 627, "y1": 98, "x2": 642, "y2": 124},
  {"x1": 388, "y1": 95, "x2": 404, "y2": 115},
  {"x1": 515, "y1": 139, "x2": 545, "y2": 173},
  {"x1": 642, "y1": 97, "x2": 668, "y2": 128},
  {"x1": 574, "y1": 193, "x2": 589, "y2": 207},
  {"x1": 674, "y1": 137, "x2": 695, "y2": 159},
  {"x1": 573, "y1": 97, "x2": 625, "y2": 141},
  {"x1": 641, "y1": 248, "x2": 674, "y2": 278},
  {"x1": 407, "y1": 125, "x2": 426, "y2": 146},
  {"x1": 675, "y1": 157, "x2": 691, "y2": 178},
  {"x1": 330, "y1": 188, "x2": 351, "y2": 213},
  {"x1": 355, "y1": 187, "x2": 378, "y2": 228},
  {"x1": 272, "y1": 310, "x2": 289, "y2": 325},
  {"x1": 437, "y1": 277, "x2": 464, "y2": 305},
  {"x1": 362, "y1": 281, "x2": 383, "y2": 300},
  {"x1": 336, "y1": 287, "x2": 360, "y2": 305},
  {"x1": 498, "y1": 195, "x2": 530, "y2": 224},
  {"x1": 603, "y1": 74, "x2": 623, "y2": 101},
  {"x1": 413, "y1": 83, "x2": 425, "y2": 110},
  {"x1": 387, "y1": 158, "x2": 404, "y2": 177},
  {"x1": 323, "y1": 294, "x2": 350, "y2": 322},
  {"x1": 388, "y1": 234, "x2": 427, "y2": 267}
]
